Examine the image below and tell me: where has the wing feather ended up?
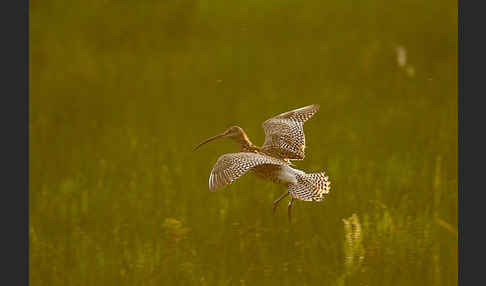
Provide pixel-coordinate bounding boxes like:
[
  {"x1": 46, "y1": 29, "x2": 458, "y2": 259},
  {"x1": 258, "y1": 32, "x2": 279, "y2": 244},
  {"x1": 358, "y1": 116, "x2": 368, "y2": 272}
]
[
  {"x1": 208, "y1": 152, "x2": 286, "y2": 191},
  {"x1": 261, "y1": 104, "x2": 320, "y2": 160},
  {"x1": 288, "y1": 172, "x2": 331, "y2": 201}
]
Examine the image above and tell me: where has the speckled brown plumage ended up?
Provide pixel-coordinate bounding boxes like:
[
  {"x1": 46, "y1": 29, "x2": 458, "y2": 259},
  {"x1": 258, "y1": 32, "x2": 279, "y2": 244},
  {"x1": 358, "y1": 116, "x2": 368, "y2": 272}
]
[
  {"x1": 208, "y1": 152, "x2": 287, "y2": 191},
  {"x1": 261, "y1": 104, "x2": 320, "y2": 160},
  {"x1": 194, "y1": 104, "x2": 331, "y2": 220}
]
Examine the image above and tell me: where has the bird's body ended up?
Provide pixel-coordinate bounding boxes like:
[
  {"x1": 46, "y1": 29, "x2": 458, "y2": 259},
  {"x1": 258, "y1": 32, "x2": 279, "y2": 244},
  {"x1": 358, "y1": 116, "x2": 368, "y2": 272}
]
[
  {"x1": 194, "y1": 104, "x2": 331, "y2": 221},
  {"x1": 253, "y1": 164, "x2": 297, "y2": 185}
]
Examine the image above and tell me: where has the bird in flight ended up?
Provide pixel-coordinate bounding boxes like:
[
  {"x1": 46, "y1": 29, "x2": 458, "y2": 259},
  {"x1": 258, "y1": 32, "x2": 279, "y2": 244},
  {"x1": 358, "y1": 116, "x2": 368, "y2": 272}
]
[{"x1": 193, "y1": 104, "x2": 331, "y2": 222}]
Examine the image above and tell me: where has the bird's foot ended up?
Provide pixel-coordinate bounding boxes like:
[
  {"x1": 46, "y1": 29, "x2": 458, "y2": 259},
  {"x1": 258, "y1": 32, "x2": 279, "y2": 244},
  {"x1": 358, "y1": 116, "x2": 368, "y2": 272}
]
[
  {"x1": 272, "y1": 202, "x2": 279, "y2": 215},
  {"x1": 288, "y1": 197, "x2": 294, "y2": 223},
  {"x1": 272, "y1": 192, "x2": 289, "y2": 216}
]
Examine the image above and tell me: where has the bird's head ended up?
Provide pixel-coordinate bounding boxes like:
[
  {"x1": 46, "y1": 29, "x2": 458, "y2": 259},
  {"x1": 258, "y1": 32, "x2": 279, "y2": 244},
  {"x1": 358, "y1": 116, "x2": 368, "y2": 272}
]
[
  {"x1": 193, "y1": 125, "x2": 246, "y2": 151},
  {"x1": 222, "y1": 126, "x2": 245, "y2": 138}
]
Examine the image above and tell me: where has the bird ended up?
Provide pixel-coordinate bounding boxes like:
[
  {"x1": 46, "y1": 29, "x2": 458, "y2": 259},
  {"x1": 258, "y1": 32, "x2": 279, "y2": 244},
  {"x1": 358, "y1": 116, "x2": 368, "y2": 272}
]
[{"x1": 193, "y1": 104, "x2": 331, "y2": 222}]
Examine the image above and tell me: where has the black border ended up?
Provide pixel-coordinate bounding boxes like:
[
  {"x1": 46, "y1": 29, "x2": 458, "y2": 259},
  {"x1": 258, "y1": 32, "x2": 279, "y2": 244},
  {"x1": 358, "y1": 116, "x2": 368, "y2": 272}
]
[
  {"x1": 460, "y1": 0, "x2": 484, "y2": 285},
  {"x1": 1, "y1": 0, "x2": 29, "y2": 285}
]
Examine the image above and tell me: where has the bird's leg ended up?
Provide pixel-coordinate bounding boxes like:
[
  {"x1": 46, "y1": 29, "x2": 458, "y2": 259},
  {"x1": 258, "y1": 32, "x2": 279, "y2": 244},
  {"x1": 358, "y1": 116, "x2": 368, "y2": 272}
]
[
  {"x1": 288, "y1": 197, "x2": 294, "y2": 223},
  {"x1": 272, "y1": 192, "x2": 289, "y2": 215}
]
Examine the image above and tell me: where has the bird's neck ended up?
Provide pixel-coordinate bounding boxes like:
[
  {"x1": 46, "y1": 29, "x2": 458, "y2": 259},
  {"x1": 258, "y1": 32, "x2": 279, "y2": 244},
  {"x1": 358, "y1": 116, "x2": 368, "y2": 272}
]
[{"x1": 234, "y1": 132, "x2": 260, "y2": 153}]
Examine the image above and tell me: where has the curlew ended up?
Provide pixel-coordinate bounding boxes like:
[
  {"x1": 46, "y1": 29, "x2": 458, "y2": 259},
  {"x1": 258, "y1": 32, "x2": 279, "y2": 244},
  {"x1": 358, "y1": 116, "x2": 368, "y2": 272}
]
[{"x1": 193, "y1": 104, "x2": 331, "y2": 222}]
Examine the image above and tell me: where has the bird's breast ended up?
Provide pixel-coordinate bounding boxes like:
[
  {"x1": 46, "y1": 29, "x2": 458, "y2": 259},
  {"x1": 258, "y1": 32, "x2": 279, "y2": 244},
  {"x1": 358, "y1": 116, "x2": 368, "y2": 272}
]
[
  {"x1": 251, "y1": 164, "x2": 299, "y2": 185},
  {"x1": 277, "y1": 165, "x2": 299, "y2": 184}
]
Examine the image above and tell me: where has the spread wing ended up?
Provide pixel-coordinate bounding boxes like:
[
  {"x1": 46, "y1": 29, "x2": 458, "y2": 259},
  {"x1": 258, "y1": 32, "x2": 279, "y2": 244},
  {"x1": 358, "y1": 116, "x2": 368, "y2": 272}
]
[
  {"x1": 208, "y1": 152, "x2": 287, "y2": 191},
  {"x1": 288, "y1": 172, "x2": 330, "y2": 201},
  {"x1": 261, "y1": 104, "x2": 320, "y2": 160}
]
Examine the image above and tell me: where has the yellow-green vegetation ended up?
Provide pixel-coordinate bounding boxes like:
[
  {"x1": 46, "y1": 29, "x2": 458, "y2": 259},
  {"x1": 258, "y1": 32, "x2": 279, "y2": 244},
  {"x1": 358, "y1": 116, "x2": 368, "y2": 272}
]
[{"x1": 30, "y1": 0, "x2": 457, "y2": 285}]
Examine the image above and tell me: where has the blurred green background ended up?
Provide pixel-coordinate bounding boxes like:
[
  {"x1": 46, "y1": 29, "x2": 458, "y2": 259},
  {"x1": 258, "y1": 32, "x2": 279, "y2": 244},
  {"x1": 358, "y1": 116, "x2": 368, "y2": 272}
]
[{"x1": 30, "y1": 0, "x2": 457, "y2": 285}]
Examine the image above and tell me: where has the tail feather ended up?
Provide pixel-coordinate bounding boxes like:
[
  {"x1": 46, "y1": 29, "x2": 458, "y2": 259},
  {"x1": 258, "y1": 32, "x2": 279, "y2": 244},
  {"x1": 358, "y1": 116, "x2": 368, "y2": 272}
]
[{"x1": 288, "y1": 172, "x2": 331, "y2": 201}]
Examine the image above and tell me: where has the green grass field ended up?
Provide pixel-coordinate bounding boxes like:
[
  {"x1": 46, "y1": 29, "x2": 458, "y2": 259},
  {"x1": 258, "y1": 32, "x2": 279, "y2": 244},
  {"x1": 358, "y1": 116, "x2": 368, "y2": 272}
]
[{"x1": 30, "y1": 1, "x2": 457, "y2": 285}]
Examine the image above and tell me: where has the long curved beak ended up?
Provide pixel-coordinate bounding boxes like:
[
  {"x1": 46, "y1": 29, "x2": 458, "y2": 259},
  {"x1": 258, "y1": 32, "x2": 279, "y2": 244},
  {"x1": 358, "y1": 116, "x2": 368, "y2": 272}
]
[{"x1": 193, "y1": 133, "x2": 226, "y2": 151}]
